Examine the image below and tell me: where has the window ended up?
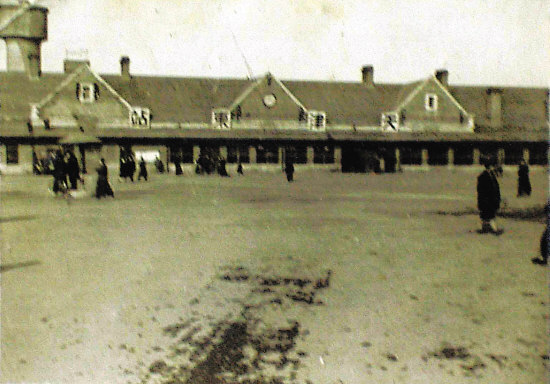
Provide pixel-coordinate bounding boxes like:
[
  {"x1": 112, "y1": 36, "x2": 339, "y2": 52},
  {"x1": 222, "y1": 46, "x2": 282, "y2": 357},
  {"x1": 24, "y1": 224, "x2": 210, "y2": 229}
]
[
  {"x1": 381, "y1": 113, "x2": 399, "y2": 131},
  {"x1": 425, "y1": 93, "x2": 438, "y2": 111},
  {"x1": 211, "y1": 109, "x2": 231, "y2": 129},
  {"x1": 77, "y1": 82, "x2": 99, "y2": 103},
  {"x1": 130, "y1": 107, "x2": 151, "y2": 127},
  {"x1": 298, "y1": 107, "x2": 307, "y2": 122},
  {"x1": 307, "y1": 111, "x2": 326, "y2": 130},
  {"x1": 6, "y1": 144, "x2": 18, "y2": 164}
]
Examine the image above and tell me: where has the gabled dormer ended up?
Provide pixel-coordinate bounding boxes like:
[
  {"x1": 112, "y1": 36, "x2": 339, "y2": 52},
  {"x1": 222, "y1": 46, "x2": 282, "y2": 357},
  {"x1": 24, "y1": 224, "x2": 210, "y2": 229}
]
[
  {"x1": 31, "y1": 63, "x2": 151, "y2": 129},
  {"x1": 382, "y1": 73, "x2": 474, "y2": 132},
  {"x1": 211, "y1": 73, "x2": 325, "y2": 130}
]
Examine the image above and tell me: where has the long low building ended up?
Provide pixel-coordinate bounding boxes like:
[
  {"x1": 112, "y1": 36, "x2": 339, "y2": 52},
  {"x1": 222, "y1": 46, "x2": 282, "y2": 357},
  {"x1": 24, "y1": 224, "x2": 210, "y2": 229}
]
[{"x1": 0, "y1": 2, "x2": 548, "y2": 174}]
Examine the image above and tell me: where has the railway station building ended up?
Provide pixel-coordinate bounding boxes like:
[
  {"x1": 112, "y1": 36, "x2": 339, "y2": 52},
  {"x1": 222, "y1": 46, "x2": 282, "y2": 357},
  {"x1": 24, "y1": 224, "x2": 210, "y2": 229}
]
[{"x1": 0, "y1": 1, "x2": 547, "y2": 174}]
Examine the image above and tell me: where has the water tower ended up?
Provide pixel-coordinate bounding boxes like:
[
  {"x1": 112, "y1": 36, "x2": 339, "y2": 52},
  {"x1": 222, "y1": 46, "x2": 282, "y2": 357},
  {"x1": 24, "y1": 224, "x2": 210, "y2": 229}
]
[{"x1": 0, "y1": 0, "x2": 48, "y2": 78}]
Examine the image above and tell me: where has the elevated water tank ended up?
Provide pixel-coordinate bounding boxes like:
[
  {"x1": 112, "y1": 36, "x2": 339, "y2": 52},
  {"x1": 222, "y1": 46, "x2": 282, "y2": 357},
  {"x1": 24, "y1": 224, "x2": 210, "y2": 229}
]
[{"x1": 0, "y1": 1, "x2": 48, "y2": 78}]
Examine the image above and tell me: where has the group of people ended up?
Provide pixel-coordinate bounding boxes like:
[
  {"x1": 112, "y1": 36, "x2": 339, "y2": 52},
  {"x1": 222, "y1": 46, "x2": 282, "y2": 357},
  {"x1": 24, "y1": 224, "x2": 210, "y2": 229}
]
[
  {"x1": 194, "y1": 153, "x2": 231, "y2": 176},
  {"x1": 476, "y1": 156, "x2": 546, "y2": 264},
  {"x1": 119, "y1": 152, "x2": 149, "y2": 182},
  {"x1": 50, "y1": 149, "x2": 82, "y2": 195}
]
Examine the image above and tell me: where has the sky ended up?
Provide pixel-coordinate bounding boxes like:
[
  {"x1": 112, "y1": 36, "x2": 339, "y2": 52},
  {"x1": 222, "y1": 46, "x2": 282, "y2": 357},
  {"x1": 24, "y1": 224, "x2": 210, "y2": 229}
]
[{"x1": 2, "y1": 0, "x2": 549, "y2": 87}]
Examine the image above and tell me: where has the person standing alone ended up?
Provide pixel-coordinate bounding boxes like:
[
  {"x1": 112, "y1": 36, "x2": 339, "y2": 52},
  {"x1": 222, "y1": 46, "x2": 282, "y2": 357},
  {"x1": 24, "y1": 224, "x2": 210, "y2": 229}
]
[
  {"x1": 95, "y1": 158, "x2": 114, "y2": 199},
  {"x1": 477, "y1": 158, "x2": 502, "y2": 235},
  {"x1": 517, "y1": 159, "x2": 531, "y2": 197},
  {"x1": 138, "y1": 157, "x2": 148, "y2": 181},
  {"x1": 285, "y1": 160, "x2": 295, "y2": 182}
]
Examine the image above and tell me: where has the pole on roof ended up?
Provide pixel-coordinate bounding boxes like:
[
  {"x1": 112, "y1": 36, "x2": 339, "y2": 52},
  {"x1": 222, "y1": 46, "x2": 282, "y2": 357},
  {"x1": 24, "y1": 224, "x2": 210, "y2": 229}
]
[{"x1": 228, "y1": 27, "x2": 254, "y2": 80}]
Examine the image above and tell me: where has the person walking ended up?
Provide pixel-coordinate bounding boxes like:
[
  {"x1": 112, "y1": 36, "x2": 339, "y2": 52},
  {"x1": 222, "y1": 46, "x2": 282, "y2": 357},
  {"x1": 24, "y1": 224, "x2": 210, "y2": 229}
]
[
  {"x1": 51, "y1": 149, "x2": 67, "y2": 195},
  {"x1": 95, "y1": 158, "x2": 114, "y2": 199},
  {"x1": 155, "y1": 156, "x2": 165, "y2": 173},
  {"x1": 66, "y1": 151, "x2": 80, "y2": 190},
  {"x1": 138, "y1": 157, "x2": 148, "y2": 181},
  {"x1": 237, "y1": 162, "x2": 244, "y2": 175},
  {"x1": 517, "y1": 159, "x2": 531, "y2": 197},
  {"x1": 128, "y1": 154, "x2": 136, "y2": 182},
  {"x1": 477, "y1": 157, "x2": 502, "y2": 235},
  {"x1": 285, "y1": 160, "x2": 295, "y2": 182},
  {"x1": 217, "y1": 158, "x2": 229, "y2": 177}
]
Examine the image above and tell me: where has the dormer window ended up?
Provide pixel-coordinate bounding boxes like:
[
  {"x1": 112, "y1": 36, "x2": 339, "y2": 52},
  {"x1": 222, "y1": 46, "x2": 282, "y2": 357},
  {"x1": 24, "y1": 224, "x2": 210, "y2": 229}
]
[
  {"x1": 381, "y1": 113, "x2": 399, "y2": 131},
  {"x1": 307, "y1": 111, "x2": 326, "y2": 130},
  {"x1": 211, "y1": 109, "x2": 231, "y2": 129},
  {"x1": 425, "y1": 93, "x2": 438, "y2": 111},
  {"x1": 130, "y1": 107, "x2": 151, "y2": 127},
  {"x1": 77, "y1": 83, "x2": 99, "y2": 103},
  {"x1": 298, "y1": 107, "x2": 307, "y2": 122}
]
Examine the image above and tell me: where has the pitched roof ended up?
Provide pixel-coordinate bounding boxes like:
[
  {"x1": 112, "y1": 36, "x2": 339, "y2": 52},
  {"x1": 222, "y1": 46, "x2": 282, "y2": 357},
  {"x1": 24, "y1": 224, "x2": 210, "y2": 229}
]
[
  {"x1": 282, "y1": 80, "x2": 403, "y2": 125},
  {"x1": 448, "y1": 86, "x2": 548, "y2": 130},
  {"x1": 0, "y1": 71, "x2": 547, "y2": 134},
  {"x1": 102, "y1": 75, "x2": 250, "y2": 123}
]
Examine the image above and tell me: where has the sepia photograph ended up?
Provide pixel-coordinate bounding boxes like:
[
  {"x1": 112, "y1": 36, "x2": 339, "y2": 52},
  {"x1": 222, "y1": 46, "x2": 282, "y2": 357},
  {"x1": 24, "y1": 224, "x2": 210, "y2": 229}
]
[{"x1": 0, "y1": 0, "x2": 548, "y2": 383}]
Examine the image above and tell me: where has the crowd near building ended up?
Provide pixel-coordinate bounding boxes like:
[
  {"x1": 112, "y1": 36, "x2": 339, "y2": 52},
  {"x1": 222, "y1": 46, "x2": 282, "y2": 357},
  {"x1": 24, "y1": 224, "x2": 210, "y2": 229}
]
[{"x1": 0, "y1": 1, "x2": 548, "y2": 175}]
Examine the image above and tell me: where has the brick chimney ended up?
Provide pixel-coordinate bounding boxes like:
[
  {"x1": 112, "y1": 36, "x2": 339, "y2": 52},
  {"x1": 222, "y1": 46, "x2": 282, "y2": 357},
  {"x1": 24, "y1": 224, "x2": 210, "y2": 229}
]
[
  {"x1": 120, "y1": 56, "x2": 130, "y2": 80},
  {"x1": 487, "y1": 88, "x2": 503, "y2": 128},
  {"x1": 435, "y1": 69, "x2": 449, "y2": 86},
  {"x1": 361, "y1": 65, "x2": 374, "y2": 87}
]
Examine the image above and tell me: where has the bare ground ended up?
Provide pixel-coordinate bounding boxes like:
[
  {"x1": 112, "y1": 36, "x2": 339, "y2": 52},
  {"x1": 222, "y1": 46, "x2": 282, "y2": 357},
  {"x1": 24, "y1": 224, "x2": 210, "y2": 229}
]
[{"x1": 0, "y1": 167, "x2": 548, "y2": 384}]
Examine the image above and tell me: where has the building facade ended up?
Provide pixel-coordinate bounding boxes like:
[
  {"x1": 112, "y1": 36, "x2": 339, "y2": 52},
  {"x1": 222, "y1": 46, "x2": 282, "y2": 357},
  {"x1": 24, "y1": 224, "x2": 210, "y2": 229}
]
[{"x1": 0, "y1": 2, "x2": 548, "y2": 174}]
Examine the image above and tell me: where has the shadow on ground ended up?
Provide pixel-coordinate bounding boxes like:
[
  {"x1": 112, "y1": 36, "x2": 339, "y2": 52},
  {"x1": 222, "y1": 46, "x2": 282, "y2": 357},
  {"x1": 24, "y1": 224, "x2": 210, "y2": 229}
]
[
  {"x1": 0, "y1": 260, "x2": 41, "y2": 273},
  {"x1": 0, "y1": 214, "x2": 38, "y2": 223},
  {"x1": 435, "y1": 205, "x2": 547, "y2": 223}
]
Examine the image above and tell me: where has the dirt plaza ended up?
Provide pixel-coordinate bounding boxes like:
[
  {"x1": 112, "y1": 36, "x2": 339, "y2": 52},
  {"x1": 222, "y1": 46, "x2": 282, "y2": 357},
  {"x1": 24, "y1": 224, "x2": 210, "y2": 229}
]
[{"x1": 0, "y1": 167, "x2": 548, "y2": 384}]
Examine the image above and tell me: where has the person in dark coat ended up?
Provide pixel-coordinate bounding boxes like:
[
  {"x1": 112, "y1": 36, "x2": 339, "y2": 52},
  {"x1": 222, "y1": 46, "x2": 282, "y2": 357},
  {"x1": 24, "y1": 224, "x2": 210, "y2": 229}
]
[
  {"x1": 218, "y1": 159, "x2": 229, "y2": 177},
  {"x1": 95, "y1": 158, "x2": 114, "y2": 199},
  {"x1": 155, "y1": 156, "x2": 165, "y2": 173},
  {"x1": 119, "y1": 156, "x2": 127, "y2": 181},
  {"x1": 237, "y1": 162, "x2": 244, "y2": 175},
  {"x1": 175, "y1": 161, "x2": 183, "y2": 175},
  {"x1": 128, "y1": 155, "x2": 136, "y2": 182},
  {"x1": 517, "y1": 159, "x2": 531, "y2": 197},
  {"x1": 66, "y1": 151, "x2": 80, "y2": 190},
  {"x1": 532, "y1": 203, "x2": 549, "y2": 265},
  {"x1": 477, "y1": 158, "x2": 501, "y2": 234},
  {"x1": 539, "y1": 227, "x2": 549, "y2": 265},
  {"x1": 52, "y1": 150, "x2": 67, "y2": 195},
  {"x1": 285, "y1": 161, "x2": 295, "y2": 182},
  {"x1": 138, "y1": 157, "x2": 148, "y2": 181}
]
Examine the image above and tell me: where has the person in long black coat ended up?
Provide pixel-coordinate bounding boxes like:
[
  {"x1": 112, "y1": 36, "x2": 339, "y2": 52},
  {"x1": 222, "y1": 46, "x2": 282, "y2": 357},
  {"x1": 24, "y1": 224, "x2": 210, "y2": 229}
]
[
  {"x1": 128, "y1": 155, "x2": 136, "y2": 182},
  {"x1": 477, "y1": 160, "x2": 501, "y2": 234},
  {"x1": 285, "y1": 161, "x2": 295, "y2": 182},
  {"x1": 95, "y1": 158, "x2": 114, "y2": 198},
  {"x1": 52, "y1": 150, "x2": 67, "y2": 195},
  {"x1": 217, "y1": 159, "x2": 229, "y2": 177},
  {"x1": 540, "y1": 227, "x2": 548, "y2": 265},
  {"x1": 66, "y1": 151, "x2": 80, "y2": 190},
  {"x1": 138, "y1": 157, "x2": 148, "y2": 181},
  {"x1": 517, "y1": 159, "x2": 531, "y2": 197}
]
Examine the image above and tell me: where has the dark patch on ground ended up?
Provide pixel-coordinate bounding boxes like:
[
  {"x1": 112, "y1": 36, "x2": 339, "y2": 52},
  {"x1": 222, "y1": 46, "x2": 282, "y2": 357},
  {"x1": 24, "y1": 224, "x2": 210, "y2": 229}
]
[
  {"x1": 0, "y1": 214, "x2": 38, "y2": 223},
  {"x1": 429, "y1": 345, "x2": 470, "y2": 360},
  {"x1": 137, "y1": 266, "x2": 331, "y2": 383},
  {"x1": 435, "y1": 205, "x2": 546, "y2": 223},
  {"x1": 0, "y1": 260, "x2": 41, "y2": 273},
  {"x1": 424, "y1": 344, "x2": 490, "y2": 376}
]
